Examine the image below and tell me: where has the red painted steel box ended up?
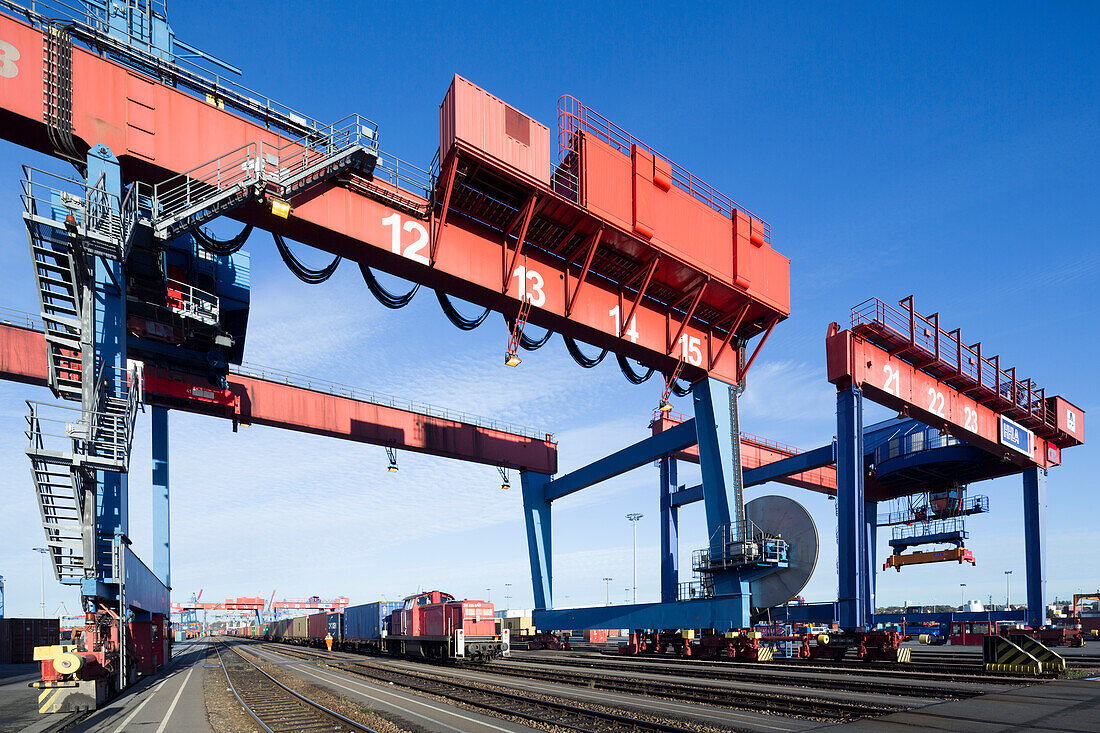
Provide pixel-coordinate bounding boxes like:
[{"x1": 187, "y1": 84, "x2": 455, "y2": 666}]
[
  {"x1": 1048, "y1": 396, "x2": 1084, "y2": 444},
  {"x1": 583, "y1": 629, "x2": 609, "y2": 643},
  {"x1": 440, "y1": 75, "x2": 552, "y2": 186},
  {"x1": 580, "y1": 133, "x2": 789, "y2": 315}
]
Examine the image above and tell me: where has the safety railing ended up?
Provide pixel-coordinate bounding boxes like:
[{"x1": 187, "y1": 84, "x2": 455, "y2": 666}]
[
  {"x1": 230, "y1": 362, "x2": 553, "y2": 442},
  {"x1": 891, "y1": 517, "x2": 967, "y2": 542},
  {"x1": 873, "y1": 427, "x2": 960, "y2": 465},
  {"x1": 677, "y1": 580, "x2": 712, "y2": 601},
  {"x1": 693, "y1": 519, "x2": 788, "y2": 572},
  {"x1": 877, "y1": 494, "x2": 989, "y2": 526},
  {"x1": 0, "y1": 305, "x2": 42, "y2": 330},
  {"x1": 851, "y1": 297, "x2": 1055, "y2": 430},
  {"x1": 558, "y1": 95, "x2": 770, "y2": 241},
  {"x1": 21, "y1": 165, "x2": 133, "y2": 260},
  {"x1": 25, "y1": 362, "x2": 142, "y2": 471},
  {"x1": 1, "y1": 0, "x2": 379, "y2": 146},
  {"x1": 165, "y1": 278, "x2": 219, "y2": 325},
  {"x1": 148, "y1": 142, "x2": 258, "y2": 224}
]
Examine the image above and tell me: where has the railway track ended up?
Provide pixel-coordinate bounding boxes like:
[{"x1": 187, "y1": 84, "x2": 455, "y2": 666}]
[
  {"x1": 573, "y1": 649, "x2": 1050, "y2": 682},
  {"x1": 493, "y1": 655, "x2": 1002, "y2": 699},
  {"x1": 215, "y1": 641, "x2": 377, "y2": 732},
  {"x1": 258, "y1": 642, "x2": 898, "y2": 722},
  {"x1": 251, "y1": 641, "x2": 700, "y2": 731}
]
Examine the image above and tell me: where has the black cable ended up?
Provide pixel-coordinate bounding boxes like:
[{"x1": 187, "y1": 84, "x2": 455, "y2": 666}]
[
  {"x1": 435, "y1": 290, "x2": 490, "y2": 330},
  {"x1": 503, "y1": 313, "x2": 553, "y2": 350},
  {"x1": 562, "y1": 334, "x2": 608, "y2": 368},
  {"x1": 272, "y1": 232, "x2": 341, "y2": 284},
  {"x1": 359, "y1": 263, "x2": 420, "y2": 309},
  {"x1": 193, "y1": 224, "x2": 253, "y2": 256},
  {"x1": 671, "y1": 379, "x2": 692, "y2": 397},
  {"x1": 616, "y1": 354, "x2": 655, "y2": 384}
]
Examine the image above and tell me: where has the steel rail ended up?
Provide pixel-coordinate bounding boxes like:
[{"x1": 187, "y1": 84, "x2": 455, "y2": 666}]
[
  {"x1": 491, "y1": 655, "x2": 988, "y2": 701},
  {"x1": 251, "y1": 642, "x2": 695, "y2": 731},
  {"x1": 215, "y1": 640, "x2": 378, "y2": 733}
]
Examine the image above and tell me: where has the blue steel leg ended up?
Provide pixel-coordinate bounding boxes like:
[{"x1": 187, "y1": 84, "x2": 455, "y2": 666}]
[
  {"x1": 659, "y1": 457, "x2": 679, "y2": 603},
  {"x1": 864, "y1": 499, "x2": 877, "y2": 624},
  {"x1": 152, "y1": 406, "x2": 170, "y2": 588},
  {"x1": 836, "y1": 386, "x2": 865, "y2": 630},
  {"x1": 520, "y1": 471, "x2": 553, "y2": 610},
  {"x1": 692, "y1": 378, "x2": 740, "y2": 537},
  {"x1": 1022, "y1": 467, "x2": 1047, "y2": 627},
  {"x1": 88, "y1": 146, "x2": 128, "y2": 580}
]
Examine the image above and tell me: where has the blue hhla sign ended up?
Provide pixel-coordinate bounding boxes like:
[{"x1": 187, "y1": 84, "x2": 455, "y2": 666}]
[{"x1": 999, "y1": 415, "x2": 1033, "y2": 456}]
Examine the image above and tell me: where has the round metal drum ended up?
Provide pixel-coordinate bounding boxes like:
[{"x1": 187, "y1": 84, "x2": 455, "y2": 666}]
[{"x1": 747, "y1": 495, "x2": 819, "y2": 611}]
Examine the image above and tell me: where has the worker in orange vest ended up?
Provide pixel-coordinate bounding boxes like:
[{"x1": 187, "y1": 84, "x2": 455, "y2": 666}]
[{"x1": 325, "y1": 632, "x2": 333, "y2": 651}]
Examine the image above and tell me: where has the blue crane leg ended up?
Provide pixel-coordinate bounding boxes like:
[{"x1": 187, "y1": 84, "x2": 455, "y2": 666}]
[
  {"x1": 659, "y1": 457, "x2": 679, "y2": 603},
  {"x1": 692, "y1": 378, "x2": 739, "y2": 536},
  {"x1": 152, "y1": 406, "x2": 170, "y2": 588},
  {"x1": 88, "y1": 146, "x2": 128, "y2": 578},
  {"x1": 521, "y1": 471, "x2": 553, "y2": 610},
  {"x1": 864, "y1": 499, "x2": 877, "y2": 623},
  {"x1": 1022, "y1": 466, "x2": 1047, "y2": 627},
  {"x1": 836, "y1": 386, "x2": 866, "y2": 630}
]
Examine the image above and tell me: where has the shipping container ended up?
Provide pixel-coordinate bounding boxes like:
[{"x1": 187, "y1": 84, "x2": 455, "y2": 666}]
[
  {"x1": 440, "y1": 75, "x2": 551, "y2": 187},
  {"x1": 307, "y1": 611, "x2": 328, "y2": 643},
  {"x1": 291, "y1": 615, "x2": 308, "y2": 641},
  {"x1": 0, "y1": 619, "x2": 60, "y2": 663},
  {"x1": 326, "y1": 611, "x2": 343, "y2": 641},
  {"x1": 583, "y1": 629, "x2": 609, "y2": 643},
  {"x1": 343, "y1": 601, "x2": 401, "y2": 647},
  {"x1": 0, "y1": 620, "x2": 11, "y2": 664}
]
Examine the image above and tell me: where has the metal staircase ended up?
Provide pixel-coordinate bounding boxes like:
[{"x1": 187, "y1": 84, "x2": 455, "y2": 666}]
[
  {"x1": 21, "y1": 164, "x2": 145, "y2": 583},
  {"x1": 144, "y1": 114, "x2": 378, "y2": 240},
  {"x1": 25, "y1": 364, "x2": 141, "y2": 583},
  {"x1": 28, "y1": 237, "x2": 85, "y2": 401}
]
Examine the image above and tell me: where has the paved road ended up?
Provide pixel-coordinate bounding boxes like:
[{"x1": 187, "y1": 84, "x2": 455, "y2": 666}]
[
  {"x1": 66, "y1": 639, "x2": 214, "y2": 733},
  {"x1": 825, "y1": 678, "x2": 1100, "y2": 732},
  {"x1": 0, "y1": 663, "x2": 40, "y2": 733}
]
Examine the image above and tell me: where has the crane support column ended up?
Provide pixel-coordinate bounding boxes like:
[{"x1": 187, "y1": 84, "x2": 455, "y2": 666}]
[
  {"x1": 692, "y1": 378, "x2": 743, "y2": 538},
  {"x1": 836, "y1": 386, "x2": 866, "y2": 630},
  {"x1": 1022, "y1": 466, "x2": 1047, "y2": 627},
  {"x1": 89, "y1": 146, "x2": 128, "y2": 578},
  {"x1": 864, "y1": 499, "x2": 877, "y2": 623},
  {"x1": 521, "y1": 471, "x2": 553, "y2": 610},
  {"x1": 152, "y1": 406, "x2": 170, "y2": 588},
  {"x1": 659, "y1": 457, "x2": 679, "y2": 603}
]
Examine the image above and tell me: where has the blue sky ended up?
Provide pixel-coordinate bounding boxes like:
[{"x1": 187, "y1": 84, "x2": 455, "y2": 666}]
[{"x1": 0, "y1": 1, "x2": 1097, "y2": 619}]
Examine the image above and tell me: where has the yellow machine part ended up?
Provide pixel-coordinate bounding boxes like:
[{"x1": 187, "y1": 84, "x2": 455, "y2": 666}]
[
  {"x1": 33, "y1": 644, "x2": 77, "y2": 661},
  {"x1": 53, "y1": 652, "x2": 84, "y2": 675}
]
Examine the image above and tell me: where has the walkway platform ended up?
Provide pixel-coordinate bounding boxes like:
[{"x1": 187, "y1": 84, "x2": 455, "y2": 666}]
[{"x1": 827, "y1": 678, "x2": 1100, "y2": 732}]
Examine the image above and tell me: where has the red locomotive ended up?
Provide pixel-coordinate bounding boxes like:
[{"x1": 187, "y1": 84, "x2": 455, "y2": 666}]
[{"x1": 384, "y1": 591, "x2": 507, "y2": 661}]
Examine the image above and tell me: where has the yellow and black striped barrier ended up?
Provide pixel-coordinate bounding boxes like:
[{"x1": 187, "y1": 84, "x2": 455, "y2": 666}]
[
  {"x1": 982, "y1": 634, "x2": 1041, "y2": 674},
  {"x1": 1008, "y1": 634, "x2": 1066, "y2": 673},
  {"x1": 30, "y1": 681, "x2": 79, "y2": 713}
]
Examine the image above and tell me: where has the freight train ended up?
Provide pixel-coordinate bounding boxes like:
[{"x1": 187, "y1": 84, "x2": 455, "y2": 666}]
[{"x1": 229, "y1": 591, "x2": 508, "y2": 661}]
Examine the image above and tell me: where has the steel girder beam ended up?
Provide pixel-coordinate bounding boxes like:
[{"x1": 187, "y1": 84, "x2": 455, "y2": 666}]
[
  {"x1": 534, "y1": 596, "x2": 768, "y2": 632},
  {"x1": 541, "y1": 420, "x2": 697, "y2": 502},
  {"x1": 0, "y1": 319, "x2": 557, "y2": 473}
]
